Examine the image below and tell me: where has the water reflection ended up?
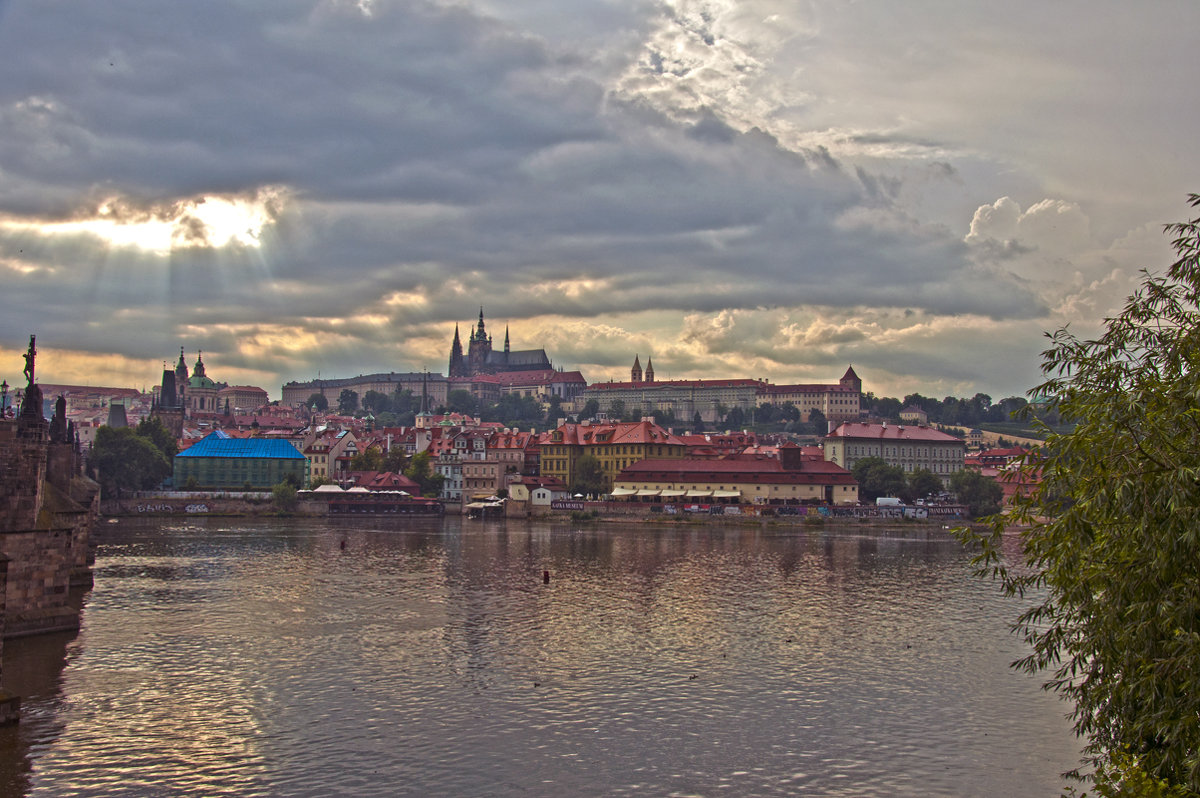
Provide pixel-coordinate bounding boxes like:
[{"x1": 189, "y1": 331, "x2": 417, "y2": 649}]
[{"x1": 3, "y1": 518, "x2": 1076, "y2": 797}]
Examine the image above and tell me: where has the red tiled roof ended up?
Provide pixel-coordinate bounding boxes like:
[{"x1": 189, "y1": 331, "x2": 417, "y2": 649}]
[
  {"x1": 545, "y1": 420, "x2": 686, "y2": 446},
  {"x1": 826, "y1": 422, "x2": 962, "y2": 443},
  {"x1": 587, "y1": 378, "x2": 766, "y2": 390},
  {"x1": 759, "y1": 383, "x2": 857, "y2": 395},
  {"x1": 618, "y1": 457, "x2": 856, "y2": 485}
]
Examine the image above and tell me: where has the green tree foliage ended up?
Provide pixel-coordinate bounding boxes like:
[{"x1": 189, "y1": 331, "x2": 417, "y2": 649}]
[
  {"x1": 484, "y1": 393, "x2": 542, "y2": 426},
  {"x1": 403, "y1": 450, "x2": 444, "y2": 497},
  {"x1": 948, "y1": 469, "x2": 1002, "y2": 518},
  {"x1": 90, "y1": 426, "x2": 171, "y2": 498},
  {"x1": 272, "y1": 481, "x2": 298, "y2": 512},
  {"x1": 444, "y1": 389, "x2": 478, "y2": 416},
  {"x1": 544, "y1": 395, "x2": 565, "y2": 428},
  {"x1": 337, "y1": 389, "x2": 358, "y2": 414},
  {"x1": 135, "y1": 416, "x2": 178, "y2": 458},
  {"x1": 306, "y1": 392, "x2": 328, "y2": 412},
  {"x1": 349, "y1": 447, "x2": 384, "y2": 472},
  {"x1": 580, "y1": 399, "x2": 600, "y2": 421},
  {"x1": 361, "y1": 390, "x2": 391, "y2": 414},
  {"x1": 906, "y1": 468, "x2": 943, "y2": 502},
  {"x1": 850, "y1": 457, "x2": 907, "y2": 502},
  {"x1": 382, "y1": 446, "x2": 408, "y2": 474},
  {"x1": 958, "y1": 196, "x2": 1200, "y2": 793},
  {"x1": 570, "y1": 453, "x2": 607, "y2": 497}
]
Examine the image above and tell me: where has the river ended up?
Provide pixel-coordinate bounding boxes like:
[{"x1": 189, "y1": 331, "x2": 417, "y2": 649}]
[{"x1": 0, "y1": 517, "x2": 1078, "y2": 796}]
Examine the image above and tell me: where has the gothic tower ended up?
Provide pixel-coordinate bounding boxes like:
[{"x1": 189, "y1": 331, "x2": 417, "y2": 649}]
[
  {"x1": 645, "y1": 357, "x2": 655, "y2": 383},
  {"x1": 631, "y1": 355, "x2": 642, "y2": 383},
  {"x1": 467, "y1": 307, "x2": 493, "y2": 376},
  {"x1": 448, "y1": 324, "x2": 466, "y2": 378}
]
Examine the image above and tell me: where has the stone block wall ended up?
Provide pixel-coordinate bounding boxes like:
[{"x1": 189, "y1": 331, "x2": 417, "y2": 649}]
[
  {"x1": 0, "y1": 423, "x2": 46, "y2": 533},
  {"x1": 0, "y1": 526, "x2": 77, "y2": 637}
]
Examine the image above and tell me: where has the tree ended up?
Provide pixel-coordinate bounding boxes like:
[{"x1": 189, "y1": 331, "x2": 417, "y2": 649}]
[
  {"x1": 948, "y1": 469, "x2": 1002, "y2": 518},
  {"x1": 382, "y1": 446, "x2": 408, "y2": 474},
  {"x1": 361, "y1": 390, "x2": 391, "y2": 415},
  {"x1": 403, "y1": 450, "x2": 444, "y2": 497},
  {"x1": 136, "y1": 416, "x2": 178, "y2": 459},
  {"x1": 272, "y1": 481, "x2": 298, "y2": 512},
  {"x1": 958, "y1": 196, "x2": 1200, "y2": 793},
  {"x1": 580, "y1": 399, "x2": 600, "y2": 420},
  {"x1": 445, "y1": 389, "x2": 477, "y2": 416},
  {"x1": 607, "y1": 399, "x2": 626, "y2": 421},
  {"x1": 850, "y1": 456, "x2": 906, "y2": 502},
  {"x1": 906, "y1": 469, "x2": 943, "y2": 502},
  {"x1": 392, "y1": 389, "x2": 418, "y2": 416},
  {"x1": 544, "y1": 395, "x2": 565, "y2": 428},
  {"x1": 807, "y1": 408, "x2": 827, "y2": 434},
  {"x1": 89, "y1": 426, "x2": 171, "y2": 498},
  {"x1": 349, "y1": 447, "x2": 384, "y2": 471},
  {"x1": 571, "y1": 454, "x2": 607, "y2": 497},
  {"x1": 337, "y1": 389, "x2": 358, "y2": 414},
  {"x1": 306, "y1": 392, "x2": 328, "y2": 412}
]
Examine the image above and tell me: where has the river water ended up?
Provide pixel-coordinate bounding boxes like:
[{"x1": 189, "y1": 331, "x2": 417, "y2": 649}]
[{"x1": 0, "y1": 517, "x2": 1077, "y2": 797}]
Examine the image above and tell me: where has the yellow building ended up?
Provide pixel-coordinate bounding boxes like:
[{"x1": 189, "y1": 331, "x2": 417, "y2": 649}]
[{"x1": 539, "y1": 420, "x2": 686, "y2": 493}]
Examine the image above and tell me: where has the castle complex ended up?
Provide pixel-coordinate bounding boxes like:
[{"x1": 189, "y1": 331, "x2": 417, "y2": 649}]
[
  {"x1": 448, "y1": 308, "x2": 553, "y2": 378},
  {"x1": 577, "y1": 357, "x2": 863, "y2": 425}
]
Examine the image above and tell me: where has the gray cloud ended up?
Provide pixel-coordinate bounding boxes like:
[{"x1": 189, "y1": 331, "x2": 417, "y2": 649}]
[{"x1": 0, "y1": 0, "x2": 1196, "y2": 399}]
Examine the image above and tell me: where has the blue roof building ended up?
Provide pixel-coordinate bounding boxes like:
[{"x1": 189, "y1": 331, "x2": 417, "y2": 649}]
[{"x1": 174, "y1": 431, "x2": 307, "y2": 489}]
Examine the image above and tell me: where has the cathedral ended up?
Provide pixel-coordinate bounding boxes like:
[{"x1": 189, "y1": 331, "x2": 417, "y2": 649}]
[{"x1": 448, "y1": 308, "x2": 552, "y2": 378}]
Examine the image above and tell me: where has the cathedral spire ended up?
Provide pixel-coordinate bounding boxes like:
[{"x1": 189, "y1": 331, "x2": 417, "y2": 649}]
[
  {"x1": 504, "y1": 325, "x2": 510, "y2": 353},
  {"x1": 631, "y1": 354, "x2": 642, "y2": 383},
  {"x1": 449, "y1": 324, "x2": 465, "y2": 378},
  {"x1": 645, "y1": 357, "x2": 655, "y2": 383}
]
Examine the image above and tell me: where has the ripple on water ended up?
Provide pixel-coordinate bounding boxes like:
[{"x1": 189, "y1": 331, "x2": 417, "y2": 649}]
[{"x1": 7, "y1": 518, "x2": 1077, "y2": 797}]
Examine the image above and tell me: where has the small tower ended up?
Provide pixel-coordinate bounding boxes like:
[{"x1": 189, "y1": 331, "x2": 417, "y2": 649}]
[
  {"x1": 645, "y1": 357, "x2": 655, "y2": 384},
  {"x1": 631, "y1": 355, "x2": 642, "y2": 383},
  {"x1": 840, "y1": 365, "x2": 862, "y2": 393}
]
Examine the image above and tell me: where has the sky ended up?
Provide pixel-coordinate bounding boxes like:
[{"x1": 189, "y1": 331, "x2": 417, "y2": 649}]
[{"x1": 1, "y1": 0, "x2": 1197, "y2": 402}]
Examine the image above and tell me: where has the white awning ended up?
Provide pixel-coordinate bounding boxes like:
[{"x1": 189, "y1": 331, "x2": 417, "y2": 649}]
[
  {"x1": 313, "y1": 484, "x2": 344, "y2": 493},
  {"x1": 686, "y1": 490, "x2": 712, "y2": 497},
  {"x1": 610, "y1": 488, "x2": 638, "y2": 497},
  {"x1": 636, "y1": 489, "x2": 661, "y2": 497},
  {"x1": 659, "y1": 490, "x2": 686, "y2": 497},
  {"x1": 712, "y1": 490, "x2": 742, "y2": 498}
]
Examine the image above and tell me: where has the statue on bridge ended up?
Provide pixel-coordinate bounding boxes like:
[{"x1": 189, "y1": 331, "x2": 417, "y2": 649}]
[{"x1": 22, "y1": 335, "x2": 35, "y2": 386}]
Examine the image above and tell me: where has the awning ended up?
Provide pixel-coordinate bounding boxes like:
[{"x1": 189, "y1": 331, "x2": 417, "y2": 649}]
[
  {"x1": 712, "y1": 490, "x2": 742, "y2": 498},
  {"x1": 636, "y1": 489, "x2": 661, "y2": 497},
  {"x1": 686, "y1": 490, "x2": 712, "y2": 497},
  {"x1": 659, "y1": 490, "x2": 686, "y2": 497},
  {"x1": 610, "y1": 488, "x2": 638, "y2": 497}
]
